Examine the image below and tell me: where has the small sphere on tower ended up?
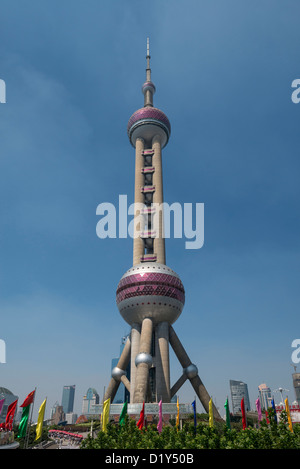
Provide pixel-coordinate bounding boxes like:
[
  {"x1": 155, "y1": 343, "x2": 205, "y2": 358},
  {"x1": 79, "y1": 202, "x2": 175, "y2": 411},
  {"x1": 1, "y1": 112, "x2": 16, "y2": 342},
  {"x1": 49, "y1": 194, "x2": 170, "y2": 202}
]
[{"x1": 142, "y1": 81, "x2": 156, "y2": 95}]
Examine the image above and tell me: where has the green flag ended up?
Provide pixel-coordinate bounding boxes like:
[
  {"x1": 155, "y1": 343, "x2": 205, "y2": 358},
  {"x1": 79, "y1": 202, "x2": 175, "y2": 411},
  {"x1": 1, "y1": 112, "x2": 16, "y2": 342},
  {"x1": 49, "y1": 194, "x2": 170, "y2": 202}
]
[
  {"x1": 224, "y1": 398, "x2": 231, "y2": 430},
  {"x1": 17, "y1": 404, "x2": 30, "y2": 438},
  {"x1": 119, "y1": 400, "x2": 127, "y2": 426}
]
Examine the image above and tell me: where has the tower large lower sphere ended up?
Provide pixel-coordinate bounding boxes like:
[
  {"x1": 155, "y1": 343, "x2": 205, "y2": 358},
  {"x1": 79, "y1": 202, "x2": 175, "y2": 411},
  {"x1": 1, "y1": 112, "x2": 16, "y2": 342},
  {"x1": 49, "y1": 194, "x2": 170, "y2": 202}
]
[
  {"x1": 103, "y1": 40, "x2": 221, "y2": 420},
  {"x1": 116, "y1": 263, "x2": 185, "y2": 326}
]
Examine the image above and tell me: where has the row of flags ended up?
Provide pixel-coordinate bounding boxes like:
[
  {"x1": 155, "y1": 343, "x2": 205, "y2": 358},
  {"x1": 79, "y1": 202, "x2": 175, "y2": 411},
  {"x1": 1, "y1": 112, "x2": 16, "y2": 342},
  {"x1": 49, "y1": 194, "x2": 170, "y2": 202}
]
[
  {"x1": 0, "y1": 389, "x2": 47, "y2": 442},
  {"x1": 101, "y1": 396, "x2": 182, "y2": 433},
  {"x1": 255, "y1": 396, "x2": 293, "y2": 432},
  {"x1": 100, "y1": 395, "x2": 294, "y2": 433}
]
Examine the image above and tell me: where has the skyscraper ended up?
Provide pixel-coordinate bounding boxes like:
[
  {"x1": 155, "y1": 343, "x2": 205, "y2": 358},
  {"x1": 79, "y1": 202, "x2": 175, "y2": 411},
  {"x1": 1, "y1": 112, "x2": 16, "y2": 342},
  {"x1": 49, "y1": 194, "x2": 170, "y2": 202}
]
[
  {"x1": 111, "y1": 336, "x2": 130, "y2": 404},
  {"x1": 258, "y1": 383, "x2": 272, "y2": 410},
  {"x1": 230, "y1": 380, "x2": 251, "y2": 413},
  {"x1": 102, "y1": 40, "x2": 220, "y2": 419},
  {"x1": 61, "y1": 385, "x2": 75, "y2": 414},
  {"x1": 292, "y1": 371, "x2": 300, "y2": 406},
  {"x1": 82, "y1": 388, "x2": 99, "y2": 415}
]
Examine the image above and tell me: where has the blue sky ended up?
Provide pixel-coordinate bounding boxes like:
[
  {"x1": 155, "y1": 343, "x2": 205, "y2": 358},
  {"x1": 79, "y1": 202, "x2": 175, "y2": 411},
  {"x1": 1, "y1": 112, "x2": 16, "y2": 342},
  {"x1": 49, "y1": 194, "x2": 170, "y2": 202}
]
[{"x1": 0, "y1": 0, "x2": 300, "y2": 421}]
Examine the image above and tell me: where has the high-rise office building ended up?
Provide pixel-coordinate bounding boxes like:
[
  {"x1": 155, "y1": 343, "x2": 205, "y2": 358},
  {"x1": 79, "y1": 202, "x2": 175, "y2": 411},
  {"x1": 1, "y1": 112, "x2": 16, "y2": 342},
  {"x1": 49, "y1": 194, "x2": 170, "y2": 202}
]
[
  {"x1": 61, "y1": 385, "x2": 75, "y2": 414},
  {"x1": 292, "y1": 372, "x2": 300, "y2": 406},
  {"x1": 111, "y1": 336, "x2": 130, "y2": 404},
  {"x1": 258, "y1": 383, "x2": 272, "y2": 410},
  {"x1": 102, "y1": 39, "x2": 221, "y2": 420},
  {"x1": 82, "y1": 388, "x2": 99, "y2": 415},
  {"x1": 0, "y1": 387, "x2": 18, "y2": 424},
  {"x1": 230, "y1": 380, "x2": 251, "y2": 413}
]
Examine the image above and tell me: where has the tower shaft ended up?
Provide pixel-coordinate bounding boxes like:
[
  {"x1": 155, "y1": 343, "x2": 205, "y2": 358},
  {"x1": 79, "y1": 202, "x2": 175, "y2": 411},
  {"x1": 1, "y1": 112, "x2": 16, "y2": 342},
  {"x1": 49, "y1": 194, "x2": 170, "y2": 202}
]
[
  {"x1": 133, "y1": 134, "x2": 165, "y2": 266},
  {"x1": 133, "y1": 137, "x2": 145, "y2": 266}
]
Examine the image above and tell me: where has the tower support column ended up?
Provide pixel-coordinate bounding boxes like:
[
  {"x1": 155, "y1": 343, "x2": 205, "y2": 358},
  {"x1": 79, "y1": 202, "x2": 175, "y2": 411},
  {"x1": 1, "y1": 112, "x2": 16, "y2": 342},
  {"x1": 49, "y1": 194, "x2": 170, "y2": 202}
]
[
  {"x1": 152, "y1": 135, "x2": 166, "y2": 264},
  {"x1": 169, "y1": 325, "x2": 221, "y2": 419},
  {"x1": 133, "y1": 317, "x2": 153, "y2": 403},
  {"x1": 130, "y1": 323, "x2": 141, "y2": 403},
  {"x1": 155, "y1": 321, "x2": 171, "y2": 402},
  {"x1": 133, "y1": 137, "x2": 145, "y2": 266},
  {"x1": 103, "y1": 335, "x2": 131, "y2": 403}
]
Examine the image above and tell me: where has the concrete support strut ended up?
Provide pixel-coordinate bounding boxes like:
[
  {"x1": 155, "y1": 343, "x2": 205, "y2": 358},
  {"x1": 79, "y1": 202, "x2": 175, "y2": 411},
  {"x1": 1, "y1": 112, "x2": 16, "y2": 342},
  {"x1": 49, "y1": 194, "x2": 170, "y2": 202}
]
[
  {"x1": 155, "y1": 321, "x2": 170, "y2": 402},
  {"x1": 103, "y1": 322, "x2": 221, "y2": 421},
  {"x1": 103, "y1": 335, "x2": 131, "y2": 403},
  {"x1": 169, "y1": 325, "x2": 221, "y2": 419},
  {"x1": 133, "y1": 317, "x2": 153, "y2": 403},
  {"x1": 130, "y1": 323, "x2": 141, "y2": 403}
]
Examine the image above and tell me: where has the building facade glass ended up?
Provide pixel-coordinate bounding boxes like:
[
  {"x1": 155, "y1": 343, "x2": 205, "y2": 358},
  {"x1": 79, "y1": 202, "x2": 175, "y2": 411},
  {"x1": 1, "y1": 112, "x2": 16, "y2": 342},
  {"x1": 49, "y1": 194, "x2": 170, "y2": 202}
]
[
  {"x1": 230, "y1": 380, "x2": 251, "y2": 413},
  {"x1": 258, "y1": 383, "x2": 272, "y2": 410},
  {"x1": 292, "y1": 373, "x2": 300, "y2": 406},
  {"x1": 61, "y1": 385, "x2": 75, "y2": 414}
]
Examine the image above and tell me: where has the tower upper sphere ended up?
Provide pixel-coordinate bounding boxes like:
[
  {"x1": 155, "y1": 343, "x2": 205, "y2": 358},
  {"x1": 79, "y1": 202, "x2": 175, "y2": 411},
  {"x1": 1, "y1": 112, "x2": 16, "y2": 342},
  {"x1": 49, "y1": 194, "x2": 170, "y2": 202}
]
[{"x1": 127, "y1": 107, "x2": 171, "y2": 148}]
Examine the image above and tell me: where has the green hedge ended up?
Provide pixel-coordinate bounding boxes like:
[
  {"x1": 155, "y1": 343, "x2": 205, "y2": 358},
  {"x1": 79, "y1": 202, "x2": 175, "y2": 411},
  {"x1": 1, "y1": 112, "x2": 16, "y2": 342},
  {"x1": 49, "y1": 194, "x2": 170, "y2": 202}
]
[{"x1": 80, "y1": 409, "x2": 300, "y2": 450}]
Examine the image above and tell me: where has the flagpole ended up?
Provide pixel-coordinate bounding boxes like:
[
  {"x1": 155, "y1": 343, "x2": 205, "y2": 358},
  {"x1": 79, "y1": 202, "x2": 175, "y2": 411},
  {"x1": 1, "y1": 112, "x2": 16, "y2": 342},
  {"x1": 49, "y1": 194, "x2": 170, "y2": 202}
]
[{"x1": 25, "y1": 387, "x2": 36, "y2": 449}]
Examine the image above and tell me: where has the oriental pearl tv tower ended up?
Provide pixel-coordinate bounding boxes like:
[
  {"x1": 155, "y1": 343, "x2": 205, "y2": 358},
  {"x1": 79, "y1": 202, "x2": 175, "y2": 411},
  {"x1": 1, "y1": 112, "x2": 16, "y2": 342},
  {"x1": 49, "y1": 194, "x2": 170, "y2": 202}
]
[{"x1": 103, "y1": 39, "x2": 221, "y2": 420}]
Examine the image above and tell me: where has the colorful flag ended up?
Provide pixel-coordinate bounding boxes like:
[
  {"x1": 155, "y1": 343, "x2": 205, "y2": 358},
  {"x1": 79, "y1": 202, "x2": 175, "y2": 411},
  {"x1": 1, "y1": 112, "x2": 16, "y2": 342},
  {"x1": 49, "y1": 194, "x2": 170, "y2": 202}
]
[
  {"x1": 241, "y1": 397, "x2": 247, "y2": 429},
  {"x1": 191, "y1": 400, "x2": 197, "y2": 433},
  {"x1": 0, "y1": 398, "x2": 5, "y2": 416},
  {"x1": 119, "y1": 400, "x2": 127, "y2": 426},
  {"x1": 176, "y1": 397, "x2": 179, "y2": 430},
  {"x1": 18, "y1": 404, "x2": 30, "y2": 438},
  {"x1": 5, "y1": 399, "x2": 18, "y2": 431},
  {"x1": 137, "y1": 401, "x2": 145, "y2": 430},
  {"x1": 265, "y1": 410, "x2": 270, "y2": 424},
  {"x1": 101, "y1": 398, "x2": 110, "y2": 432},
  {"x1": 209, "y1": 398, "x2": 214, "y2": 428},
  {"x1": 256, "y1": 398, "x2": 262, "y2": 422},
  {"x1": 284, "y1": 397, "x2": 293, "y2": 432},
  {"x1": 157, "y1": 400, "x2": 163, "y2": 434},
  {"x1": 20, "y1": 390, "x2": 35, "y2": 408},
  {"x1": 224, "y1": 398, "x2": 231, "y2": 429},
  {"x1": 271, "y1": 398, "x2": 277, "y2": 423},
  {"x1": 35, "y1": 398, "x2": 46, "y2": 441}
]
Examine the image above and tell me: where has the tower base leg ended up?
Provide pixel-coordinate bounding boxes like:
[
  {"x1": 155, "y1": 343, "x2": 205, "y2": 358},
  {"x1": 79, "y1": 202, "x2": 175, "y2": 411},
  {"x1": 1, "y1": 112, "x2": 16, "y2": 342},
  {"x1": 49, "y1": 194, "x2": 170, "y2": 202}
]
[
  {"x1": 133, "y1": 317, "x2": 153, "y2": 403},
  {"x1": 169, "y1": 325, "x2": 221, "y2": 420},
  {"x1": 103, "y1": 322, "x2": 222, "y2": 421},
  {"x1": 103, "y1": 335, "x2": 131, "y2": 403}
]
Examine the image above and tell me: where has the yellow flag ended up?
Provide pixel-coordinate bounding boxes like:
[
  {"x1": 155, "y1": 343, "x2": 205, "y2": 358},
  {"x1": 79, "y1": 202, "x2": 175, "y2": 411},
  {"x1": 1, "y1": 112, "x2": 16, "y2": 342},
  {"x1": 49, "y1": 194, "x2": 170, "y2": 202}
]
[
  {"x1": 35, "y1": 398, "x2": 47, "y2": 441},
  {"x1": 209, "y1": 398, "x2": 214, "y2": 427},
  {"x1": 101, "y1": 398, "x2": 110, "y2": 432},
  {"x1": 176, "y1": 396, "x2": 179, "y2": 430},
  {"x1": 285, "y1": 397, "x2": 293, "y2": 432}
]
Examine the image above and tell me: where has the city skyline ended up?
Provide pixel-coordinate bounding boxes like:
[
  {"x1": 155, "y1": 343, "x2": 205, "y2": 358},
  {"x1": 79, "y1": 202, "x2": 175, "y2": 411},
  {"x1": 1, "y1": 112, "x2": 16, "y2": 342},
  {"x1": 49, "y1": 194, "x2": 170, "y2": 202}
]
[{"x1": 0, "y1": 0, "x2": 299, "y2": 421}]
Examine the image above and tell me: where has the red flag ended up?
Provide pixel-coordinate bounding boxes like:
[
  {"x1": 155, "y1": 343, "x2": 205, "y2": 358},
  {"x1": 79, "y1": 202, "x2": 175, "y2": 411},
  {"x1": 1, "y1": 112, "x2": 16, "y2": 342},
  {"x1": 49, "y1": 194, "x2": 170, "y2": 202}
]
[
  {"x1": 20, "y1": 390, "x2": 35, "y2": 407},
  {"x1": 137, "y1": 402, "x2": 145, "y2": 430},
  {"x1": 5, "y1": 399, "x2": 18, "y2": 431},
  {"x1": 265, "y1": 410, "x2": 270, "y2": 424},
  {"x1": 241, "y1": 397, "x2": 247, "y2": 430}
]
